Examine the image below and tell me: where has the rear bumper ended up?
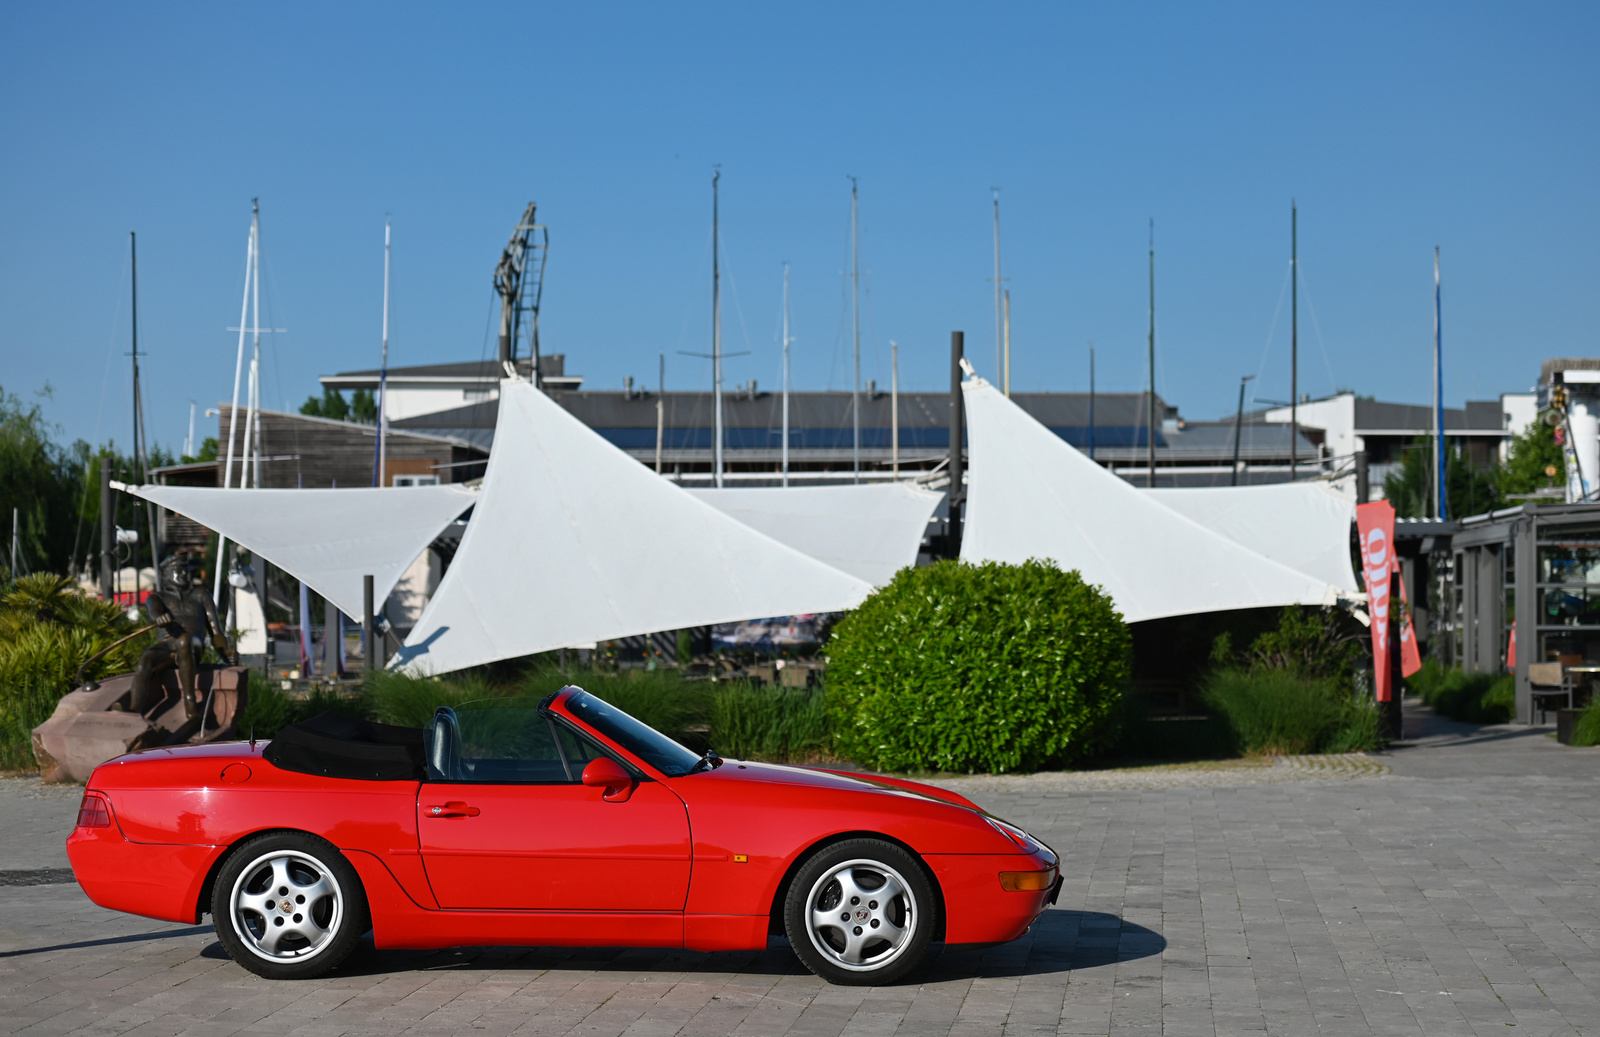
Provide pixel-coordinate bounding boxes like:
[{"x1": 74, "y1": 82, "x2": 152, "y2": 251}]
[
  {"x1": 67, "y1": 820, "x2": 221, "y2": 924},
  {"x1": 923, "y1": 850, "x2": 1058, "y2": 946}
]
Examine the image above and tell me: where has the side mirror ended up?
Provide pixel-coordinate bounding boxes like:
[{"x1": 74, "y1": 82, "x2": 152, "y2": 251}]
[{"x1": 581, "y1": 757, "x2": 636, "y2": 802}]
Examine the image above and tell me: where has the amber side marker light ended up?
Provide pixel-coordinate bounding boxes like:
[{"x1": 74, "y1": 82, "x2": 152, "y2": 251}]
[
  {"x1": 76, "y1": 792, "x2": 112, "y2": 829},
  {"x1": 998, "y1": 868, "x2": 1057, "y2": 892}
]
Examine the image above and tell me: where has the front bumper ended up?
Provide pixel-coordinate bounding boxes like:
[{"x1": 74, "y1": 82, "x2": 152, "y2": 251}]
[{"x1": 923, "y1": 849, "x2": 1058, "y2": 946}]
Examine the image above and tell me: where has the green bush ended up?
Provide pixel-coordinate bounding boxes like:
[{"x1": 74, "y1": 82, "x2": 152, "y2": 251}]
[
  {"x1": 367, "y1": 666, "x2": 714, "y2": 750},
  {"x1": 1571, "y1": 700, "x2": 1600, "y2": 747},
  {"x1": 1201, "y1": 667, "x2": 1383, "y2": 754},
  {"x1": 237, "y1": 685, "x2": 368, "y2": 740},
  {"x1": 826, "y1": 559, "x2": 1130, "y2": 774},
  {"x1": 1405, "y1": 658, "x2": 1514, "y2": 724},
  {"x1": 366, "y1": 669, "x2": 503, "y2": 728},
  {"x1": 0, "y1": 574, "x2": 153, "y2": 771},
  {"x1": 711, "y1": 683, "x2": 830, "y2": 762}
]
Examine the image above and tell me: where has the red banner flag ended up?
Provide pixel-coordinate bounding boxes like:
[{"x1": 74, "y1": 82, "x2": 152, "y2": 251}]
[
  {"x1": 1356, "y1": 501, "x2": 1397, "y2": 701},
  {"x1": 1506, "y1": 621, "x2": 1516, "y2": 669},
  {"x1": 1395, "y1": 556, "x2": 1422, "y2": 678}
]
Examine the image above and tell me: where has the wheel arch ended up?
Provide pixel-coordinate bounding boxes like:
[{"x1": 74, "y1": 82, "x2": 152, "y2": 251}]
[
  {"x1": 194, "y1": 827, "x2": 363, "y2": 924},
  {"x1": 766, "y1": 830, "x2": 946, "y2": 943}
]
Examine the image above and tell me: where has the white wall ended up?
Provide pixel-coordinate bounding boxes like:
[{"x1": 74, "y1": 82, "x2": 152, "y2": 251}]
[
  {"x1": 1264, "y1": 394, "x2": 1358, "y2": 458},
  {"x1": 1500, "y1": 392, "x2": 1537, "y2": 463},
  {"x1": 382, "y1": 386, "x2": 498, "y2": 421}
]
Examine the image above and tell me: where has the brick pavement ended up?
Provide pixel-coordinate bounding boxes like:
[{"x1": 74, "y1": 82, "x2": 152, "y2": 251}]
[{"x1": 1, "y1": 702, "x2": 1597, "y2": 1036}]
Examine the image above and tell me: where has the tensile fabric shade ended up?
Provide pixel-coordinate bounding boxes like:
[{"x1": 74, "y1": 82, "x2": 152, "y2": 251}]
[
  {"x1": 396, "y1": 380, "x2": 872, "y2": 674},
  {"x1": 959, "y1": 379, "x2": 1340, "y2": 623},
  {"x1": 688, "y1": 483, "x2": 942, "y2": 586},
  {"x1": 121, "y1": 483, "x2": 476, "y2": 621}
]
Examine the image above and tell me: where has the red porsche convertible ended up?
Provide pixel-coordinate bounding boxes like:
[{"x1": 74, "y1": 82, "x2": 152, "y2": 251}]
[{"x1": 67, "y1": 687, "x2": 1058, "y2": 985}]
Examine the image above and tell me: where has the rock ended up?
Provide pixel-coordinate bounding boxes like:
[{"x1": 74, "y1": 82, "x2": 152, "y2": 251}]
[{"x1": 30, "y1": 666, "x2": 251, "y2": 782}]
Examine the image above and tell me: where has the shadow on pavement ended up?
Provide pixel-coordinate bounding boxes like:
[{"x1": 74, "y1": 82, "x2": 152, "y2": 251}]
[
  {"x1": 0, "y1": 924, "x2": 211, "y2": 958},
  {"x1": 193, "y1": 908, "x2": 1164, "y2": 983},
  {"x1": 932, "y1": 910, "x2": 1164, "y2": 977}
]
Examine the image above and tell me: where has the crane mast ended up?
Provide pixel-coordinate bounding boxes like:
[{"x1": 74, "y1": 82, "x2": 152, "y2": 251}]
[{"x1": 493, "y1": 202, "x2": 549, "y2": 384}]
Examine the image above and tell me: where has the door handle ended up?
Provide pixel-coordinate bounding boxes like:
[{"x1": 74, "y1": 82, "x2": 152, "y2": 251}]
[{"x1": 424, "y1": 801, "x2": 481, "y2": 818}]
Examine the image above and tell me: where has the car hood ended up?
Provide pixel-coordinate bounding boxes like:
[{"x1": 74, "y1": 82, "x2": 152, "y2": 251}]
[{"x1": 686, "y1": 759, "x2": 983, "y2": 811}]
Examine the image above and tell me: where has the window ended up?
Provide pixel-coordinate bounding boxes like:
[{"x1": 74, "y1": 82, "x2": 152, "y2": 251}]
[
  {"x1": 564, "y1": 690, "x2": 702, "y2": 777},
  {"x1": 393, "y1": 474, "x2": 440, "y2": 487},
  {"x1": 428, "y1": 700, "x2": 614, "y2": 783}
]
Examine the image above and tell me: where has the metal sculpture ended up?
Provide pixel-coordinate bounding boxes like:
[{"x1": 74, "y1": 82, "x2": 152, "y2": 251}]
[{"x1": 130, "y1": 554, "x2": 237, "y2": 717}]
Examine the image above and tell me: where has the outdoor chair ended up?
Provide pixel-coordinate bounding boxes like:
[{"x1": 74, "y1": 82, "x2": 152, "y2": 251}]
[{"x1": 1528, "y1": 662, "x2": 1573, "y2": 723}]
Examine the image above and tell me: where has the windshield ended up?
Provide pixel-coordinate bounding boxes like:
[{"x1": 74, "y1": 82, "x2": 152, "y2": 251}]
[{"x1": 563, "y1": 690, "x2": 702, "y2": 777}]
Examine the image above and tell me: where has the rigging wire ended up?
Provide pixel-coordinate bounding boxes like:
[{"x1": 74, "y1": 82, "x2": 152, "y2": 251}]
[
  {"x1": 1294, "y1": 262, "x2": 1340, "y2": 396},
  {"x1": 1253, "y1": 259, "x2": 1294, "y2": 394},
  {"x1": 71, "y1": 250, "x2": 134, "y2": 576}
]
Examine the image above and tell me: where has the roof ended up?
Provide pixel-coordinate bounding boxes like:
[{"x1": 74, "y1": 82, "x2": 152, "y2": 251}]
[{"x1": 1353, "y1": 398, "x2": 1505, "y2": 433}]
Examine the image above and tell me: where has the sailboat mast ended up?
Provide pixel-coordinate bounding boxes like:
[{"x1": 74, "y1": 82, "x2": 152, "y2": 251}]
[
  {"x1": 993, "y1": 191, "x2": 1003, "y2": 382},
  {"x1": 782, "y1": 262, "x2": 791, "y2": 487},
  {"x1": 130, "y1": 231, "x2": 158, "y2": 570},
  {"x1": 891, "y1": 341, "x2": 899, "y2": 475},
  {"x1": 1434, "y1": 247, "x2": 1445, "y2": 519},
  {"x1": 375, "y1": 220, "x2": 391, "y2": 487},
  {"x1": 850, "y1": 177, "x2": 860, "y2": 484},
  {"x1": 215, "y1": 203, "x2": 256, "y2": 602},
  {"x1": 711, "y1": 170, "x2": 724, "y2": 488},
  {"x1": 1003, "y1": 289, "x2": 1012, "y2": 397},
  {"x1": 1089, "y1": 341, "x2": 1096, "y2": 462},
  {"x1": 222, "y1": 202, "x2": 255, "y2": 491},
  {"x1": 1291, "y1": 201, "x2": 1298, "y2": 481},
  {"x1": 246, "y1": 205, "x2": 263, "y2": 489},
  {"x1": 1147, "y1": 220, "x2": 1156, "y2": 488}
]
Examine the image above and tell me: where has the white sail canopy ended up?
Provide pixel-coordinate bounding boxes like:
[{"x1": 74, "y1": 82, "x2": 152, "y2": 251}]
[
  {"x1": 396, "y1": 380, "x2": 872, "y2": 674},
  {"x1": 687, "y1": 483, "x2": 942, "y2": 586},
  {"x1": 121, "y1": 484, "x2": 476, "y2": 620},
  {"x1": 1146, "y1": 483, "x2": 1358, "y2": 593},
  {"x1": 959, "y1": 379, "x2": 1340, "y2": 623}
]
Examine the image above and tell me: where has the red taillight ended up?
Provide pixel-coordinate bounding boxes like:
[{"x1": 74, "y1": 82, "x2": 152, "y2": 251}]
[{"x1": 76, "y1": 792, "x2": 112, "y2": 829}]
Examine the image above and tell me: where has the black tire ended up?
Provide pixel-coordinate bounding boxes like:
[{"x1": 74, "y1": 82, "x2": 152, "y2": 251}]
[
  {"x1": 783, "y1": 838, "x2": 938, "y2": 985},
  {"x1": 210, "y1": 831, "x2": 369, "y2": 980}
]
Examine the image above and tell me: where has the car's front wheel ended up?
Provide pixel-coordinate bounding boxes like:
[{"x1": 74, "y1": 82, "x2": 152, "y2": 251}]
[
  {"x1": 783, "y1": 838, "x2": 937, "y2": 985},
  {"x1": 211, "y1": 831, "x2": 368, "y2": 979}
]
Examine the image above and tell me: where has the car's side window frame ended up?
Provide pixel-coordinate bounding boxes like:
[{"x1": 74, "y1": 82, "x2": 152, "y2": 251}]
[{"x1": 422, "y1": 705, "x2": 648, "y2": 786}]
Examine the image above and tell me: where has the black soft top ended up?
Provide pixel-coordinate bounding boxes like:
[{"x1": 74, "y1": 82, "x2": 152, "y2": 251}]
[{"x1": 262, "y1": 710, "x2": 425, "y2": 781}]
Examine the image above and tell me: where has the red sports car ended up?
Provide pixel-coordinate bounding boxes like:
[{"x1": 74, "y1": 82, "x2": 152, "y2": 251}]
[{"x1": 67, "y1": 687, "x2": 1059, "y2": 985}]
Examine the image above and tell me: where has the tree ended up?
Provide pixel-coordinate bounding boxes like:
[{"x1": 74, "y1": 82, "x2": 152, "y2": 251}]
[
  {"x1": 0, "y1": 386, "x2": 83, "y2": 579},
  {"x1": 181, "y1": 437, "x2": 218, "y2": 464},
  {"x1": 1499, "y1": 420, "x2": 1564, "y2": 496},
  {"x1": 299, "y1": 388, "x2": 350, "y2": 421},
  {"x1": 1382, "y1": 435, "x2": 1502, "y2": 519},
  {"x1": 349, "y1": 389, "x2": 378, "y2": 424}
]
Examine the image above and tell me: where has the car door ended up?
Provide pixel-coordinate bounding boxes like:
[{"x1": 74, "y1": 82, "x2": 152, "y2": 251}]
[{"x1": 417, "y1": 702, "x2": 691, "y2": 912}]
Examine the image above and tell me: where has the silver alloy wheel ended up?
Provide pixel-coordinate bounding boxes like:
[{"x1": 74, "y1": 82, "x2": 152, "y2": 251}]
[
  {"x1": 228, "y1": 849, "x2": 344, "y2": 963},
  {"x1": 804, "y1": 858, "x2": 918, "y2": 972}
]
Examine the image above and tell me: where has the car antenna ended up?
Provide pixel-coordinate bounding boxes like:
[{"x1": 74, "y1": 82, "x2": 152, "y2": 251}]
[{"x1": 249, "y1": 725, "x2": 256, "y2": 751}]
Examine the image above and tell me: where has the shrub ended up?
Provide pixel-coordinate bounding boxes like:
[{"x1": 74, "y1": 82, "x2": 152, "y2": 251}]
[
  {"x1": 238, "y1": 685, "x2": 368, "y2": 740},
  {"x1": 1572, "y1": 700, "x2": 1600, "y2": 748},
  {"x1": 1201, "y1": 667, "x2": 1383, "y2": 755},
  {"x1": 711, "y1": 683, "x2": 830, "y2": 762},
  {"x1": 1405, "y1": 658, "x2": 1514, "y2": 724},
  {"x1": 366, "y1": 669, "x2": 504, "y2": 728},
  {"x1": 0, "y1": 574, "x2": 152, "y2": 771},
  {"x1": 368, "y1": 666, "x2": 713, "y2": 750},
  {"x1": 826, "y1": 559, "x2": 1130, "y2": 774}
]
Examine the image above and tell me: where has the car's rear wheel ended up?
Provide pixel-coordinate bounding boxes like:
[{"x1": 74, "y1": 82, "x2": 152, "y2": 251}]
[
  {"x1": 783, "y1": 838, "x2": 937, "y2": 985},
  {"x1": 211, "y1": 832, "x2": 368, "y2": 979}
]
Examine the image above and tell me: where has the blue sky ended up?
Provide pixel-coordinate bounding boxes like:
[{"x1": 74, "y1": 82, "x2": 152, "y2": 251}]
[{"x1": 2, "y1": 2, "x2": 1595, "y2": 454}]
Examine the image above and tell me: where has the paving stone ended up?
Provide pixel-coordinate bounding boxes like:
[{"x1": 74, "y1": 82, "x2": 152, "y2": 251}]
[{"x1": 4, "y1": 703, "x2": 1599, "y2": 1034}]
